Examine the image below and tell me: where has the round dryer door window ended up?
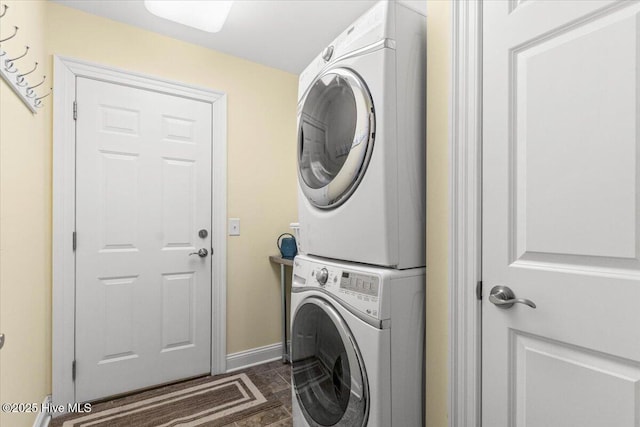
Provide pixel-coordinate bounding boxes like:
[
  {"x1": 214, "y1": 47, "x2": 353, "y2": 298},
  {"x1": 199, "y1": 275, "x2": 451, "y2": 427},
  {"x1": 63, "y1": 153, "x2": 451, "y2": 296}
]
[
  {"x1": 298, "y1": 68, "x2": 375, "y2": 209},
  {"x1": 291, "y1": 297, "x2": 368, "y2": 427}
]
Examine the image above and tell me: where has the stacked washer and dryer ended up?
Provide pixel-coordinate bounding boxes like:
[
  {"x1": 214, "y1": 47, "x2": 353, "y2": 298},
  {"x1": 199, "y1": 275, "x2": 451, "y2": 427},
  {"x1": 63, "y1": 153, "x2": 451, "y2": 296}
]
[{"x1": 290, "y1": 2, "x2": 426, "y2": 426}]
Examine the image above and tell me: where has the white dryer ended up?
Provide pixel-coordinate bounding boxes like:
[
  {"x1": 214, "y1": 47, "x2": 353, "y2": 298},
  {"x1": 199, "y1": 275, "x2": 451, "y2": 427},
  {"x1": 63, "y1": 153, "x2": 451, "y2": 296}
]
[
  {"x1": 296, "y1": 1, "x2": 426, "y2": 269},
  {"x1": 290, "y1": 254, "x2": 424, "y2": 427}
]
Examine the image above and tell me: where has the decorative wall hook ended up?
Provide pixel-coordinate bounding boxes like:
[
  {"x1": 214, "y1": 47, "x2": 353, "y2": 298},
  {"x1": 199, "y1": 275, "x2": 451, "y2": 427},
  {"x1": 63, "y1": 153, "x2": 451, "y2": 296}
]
[
  {"x1": 16, "y1": 61, "x2": 37, "y2": 86},
  {"x1": 4, "y1": 61, "x2": 16, "y2": 73},
  {"x1": 4, "y1": 45, "x2": 28, "y2": 73},
  {"x1": 0, "y1": 5, "x2": 8, "y2": 19},
  {"x1": 34, "y1": 88, "x2": 52, "y2": 108},
  {"x1": 0, "y1": 25, "x2": 18, "y2": 43},
  {"x1": 5, "y1": 45, "x2": 29, "y2": 72},
  {"x1": 5, "y1": 45, "x2": 28, "y2": 63},
  {"x1": 26, "y1": 75, "x2": 46, "y2": 97}
]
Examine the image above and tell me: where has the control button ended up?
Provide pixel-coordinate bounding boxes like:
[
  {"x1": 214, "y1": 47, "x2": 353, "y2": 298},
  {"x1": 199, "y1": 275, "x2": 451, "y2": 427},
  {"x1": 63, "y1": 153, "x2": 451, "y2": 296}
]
[
  {"x1": 322, "y1": 45, "x2": 334, "y2": 62},
  {"x1": 333, "y1": 276, "x2": 338, "y2": 283},
  {"x1": 366, "y1": 309, "x2": 371, "y2": 315},
  {"x1": 317, "y1": 268, "x2": 329, "y2": 286}
]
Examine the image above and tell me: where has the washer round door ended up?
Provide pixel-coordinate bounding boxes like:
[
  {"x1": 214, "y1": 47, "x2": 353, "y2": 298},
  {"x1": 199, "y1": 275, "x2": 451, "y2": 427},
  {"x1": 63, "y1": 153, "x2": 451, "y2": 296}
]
[
  {"x1": 297, "y1": 68, "x2": 375, "y2": 209},
  {"x1": 291, "y1": 296, "x2": 369, "y2": 427}
]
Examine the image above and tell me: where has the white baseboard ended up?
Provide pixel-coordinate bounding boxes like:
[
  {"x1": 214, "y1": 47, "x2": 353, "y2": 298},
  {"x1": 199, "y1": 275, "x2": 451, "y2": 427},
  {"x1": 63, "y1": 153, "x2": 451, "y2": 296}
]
[
  {"x1": 225, "y1": 342, "x2": 284, "y2": 372},
  {"x1": 33, "y1": 395, "x2": 52, "y2": 427}
]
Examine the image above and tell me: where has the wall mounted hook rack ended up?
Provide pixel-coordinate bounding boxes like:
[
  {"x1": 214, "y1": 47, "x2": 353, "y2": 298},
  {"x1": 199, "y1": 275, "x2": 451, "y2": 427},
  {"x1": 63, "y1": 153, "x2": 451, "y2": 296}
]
[{"x1": 0, "y1": 5, "x2": 47, "y2": 113}]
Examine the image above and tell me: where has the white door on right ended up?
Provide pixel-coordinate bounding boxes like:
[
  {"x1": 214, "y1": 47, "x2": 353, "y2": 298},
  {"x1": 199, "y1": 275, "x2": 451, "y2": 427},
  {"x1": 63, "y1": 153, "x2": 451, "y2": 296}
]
[{"x1": 483, "y1": 1, "x2": 640, "y2": 426}]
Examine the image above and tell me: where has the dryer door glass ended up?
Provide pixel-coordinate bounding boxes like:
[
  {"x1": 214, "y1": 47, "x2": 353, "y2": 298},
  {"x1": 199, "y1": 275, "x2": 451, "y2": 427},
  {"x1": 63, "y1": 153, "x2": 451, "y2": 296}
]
[
  {"x1": 291, "y1": 298, "x2": 368, "y2": 427},
  {"x1": 298, "y1": 68, "x2": 375, "y2": 209}
]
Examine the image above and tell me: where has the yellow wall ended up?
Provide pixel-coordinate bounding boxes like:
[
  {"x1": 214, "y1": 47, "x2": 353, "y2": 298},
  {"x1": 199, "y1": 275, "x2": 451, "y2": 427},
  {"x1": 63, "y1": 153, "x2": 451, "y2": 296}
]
[
  {"x1": 0, "y1": 1, "x2": 50, "y2": 426},
  {"x1": 1, "y1": 2, "x2": 297, "y2": 425},
  {"x1": 426, "y1": 1, "x2": 450, "y2": 427}
]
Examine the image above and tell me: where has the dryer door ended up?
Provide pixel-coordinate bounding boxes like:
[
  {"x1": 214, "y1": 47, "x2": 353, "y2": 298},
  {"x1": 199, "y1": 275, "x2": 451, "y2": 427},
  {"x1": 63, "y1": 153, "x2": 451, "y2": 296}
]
[
  {"x1": 291, "y1": 296, "x2": 368, "y2": 427},
  {"x1": 298, "y1": 68, "x2": 375, "y2": 209}
]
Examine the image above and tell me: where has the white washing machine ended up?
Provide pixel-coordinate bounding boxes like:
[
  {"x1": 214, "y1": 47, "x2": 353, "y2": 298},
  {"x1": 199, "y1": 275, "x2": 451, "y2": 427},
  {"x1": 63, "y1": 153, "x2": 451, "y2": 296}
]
[
  {"x1": 290, "y1": 254, "x2": 424, "y2": 426},
  {"x1": 296, "y1": 1, "x2": 426, "y2": 269}
]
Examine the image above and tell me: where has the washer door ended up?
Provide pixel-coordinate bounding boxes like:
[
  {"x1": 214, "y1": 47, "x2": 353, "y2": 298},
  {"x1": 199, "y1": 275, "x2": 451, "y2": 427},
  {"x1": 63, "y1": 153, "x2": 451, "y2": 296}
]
[
  {"x1": 297, "y1": 68, "x2": 375, "y2": 209},
  {"x1": 291, "y1": 297, "x2": 368, "y2": 427}
]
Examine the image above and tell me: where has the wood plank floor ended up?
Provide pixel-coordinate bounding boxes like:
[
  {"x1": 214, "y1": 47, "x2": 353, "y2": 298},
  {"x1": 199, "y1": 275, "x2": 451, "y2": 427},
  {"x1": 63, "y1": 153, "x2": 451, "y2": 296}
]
[{"x1": 225, "y1": 360, "x2": 293, "y2": 427}]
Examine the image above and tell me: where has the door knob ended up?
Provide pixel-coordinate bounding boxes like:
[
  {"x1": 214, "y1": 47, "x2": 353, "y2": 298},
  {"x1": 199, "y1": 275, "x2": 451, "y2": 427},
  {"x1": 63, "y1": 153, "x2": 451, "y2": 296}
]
[
  {"x1": 0, "y1": 333, "x2": 4, "y2": 350},
  {"x1": 189, "y1": 248, "x2": 208, "y2": 258},
  {"x1": 489, "y1": 285, "x2": 536, "y2": 309}
]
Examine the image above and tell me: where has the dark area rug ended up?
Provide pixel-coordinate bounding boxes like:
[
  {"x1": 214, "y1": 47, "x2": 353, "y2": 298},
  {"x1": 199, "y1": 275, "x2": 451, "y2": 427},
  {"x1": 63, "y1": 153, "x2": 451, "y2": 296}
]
[{"x1": 51, "y1": 371, "x2": 283, "y2": 427}]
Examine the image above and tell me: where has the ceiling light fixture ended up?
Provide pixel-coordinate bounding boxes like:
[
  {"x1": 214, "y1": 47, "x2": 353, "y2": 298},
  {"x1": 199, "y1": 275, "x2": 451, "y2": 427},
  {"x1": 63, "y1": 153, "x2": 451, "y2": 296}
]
[{"x1": 144, "y1": 1, "x2": 233, "y2": 33}]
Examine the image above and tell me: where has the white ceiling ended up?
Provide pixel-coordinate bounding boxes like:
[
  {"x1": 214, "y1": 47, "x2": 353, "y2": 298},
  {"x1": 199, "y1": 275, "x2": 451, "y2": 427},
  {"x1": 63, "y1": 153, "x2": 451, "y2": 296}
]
[{"x1": 50, "y1": 0, "x2": 426, "y2": 74}]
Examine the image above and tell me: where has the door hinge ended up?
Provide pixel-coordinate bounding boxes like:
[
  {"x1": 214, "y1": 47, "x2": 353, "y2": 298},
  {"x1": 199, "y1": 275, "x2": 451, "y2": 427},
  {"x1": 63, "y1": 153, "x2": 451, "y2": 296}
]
[
  {"x1": 72, "y1": 360, "x2": 76, "y2": 381},
  {"x1": 72, "y1": 231, "x2": 77, "y2": 251},
  {"x1": 476, "y1": 281, "x2": 483, "y2": 300},
  {"x1": 73, "y1": 101, "x2": 77, "y2": 120}
]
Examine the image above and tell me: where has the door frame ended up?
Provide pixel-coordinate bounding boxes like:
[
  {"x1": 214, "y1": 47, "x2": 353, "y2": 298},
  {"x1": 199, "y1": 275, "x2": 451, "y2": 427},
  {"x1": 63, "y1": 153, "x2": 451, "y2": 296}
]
[
  {"x1": 448, "y1": 1, "x2": 483, "y2": 426},
  {"x1": 52, "y1": 55, "x2": 228, "y2": 406}
]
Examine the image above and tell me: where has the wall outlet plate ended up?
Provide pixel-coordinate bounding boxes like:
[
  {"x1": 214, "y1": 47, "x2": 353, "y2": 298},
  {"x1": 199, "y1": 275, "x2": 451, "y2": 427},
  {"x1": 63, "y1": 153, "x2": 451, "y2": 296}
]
[{"x1": 228, "y1": 218, "x2": 240, "y2": 236}]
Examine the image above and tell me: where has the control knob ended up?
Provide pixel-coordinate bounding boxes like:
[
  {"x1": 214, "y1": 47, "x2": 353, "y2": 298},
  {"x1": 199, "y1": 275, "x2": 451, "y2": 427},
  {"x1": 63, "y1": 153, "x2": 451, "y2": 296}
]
[
  {"x1": 317, "y1": 268, "x2": 329, "y2": 286},
  {"x1": 322, "y1": 45, "x2": 334, "y2": 62}
]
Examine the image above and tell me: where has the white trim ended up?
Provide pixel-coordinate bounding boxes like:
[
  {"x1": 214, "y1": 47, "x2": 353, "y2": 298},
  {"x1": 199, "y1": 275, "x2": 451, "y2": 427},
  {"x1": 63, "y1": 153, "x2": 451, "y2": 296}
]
[
  {"x1": 211, "y1": 93, "x2": 228, "y2": 375},
  {"x1": 32, "y1": 396, "x2": 52, "y2": 427},
  {"x1": 448, "y1": 2, "x2": 483, "y2": 427},
  {"x1": 52, "y1": 56, "x2": 227, "y2": 407},
  {"x1": 225, "y1": 343, "x2": 284, "y2": 373},
  {"x1": 52, "y1": 56, "x2": 78, "y2": 407}
]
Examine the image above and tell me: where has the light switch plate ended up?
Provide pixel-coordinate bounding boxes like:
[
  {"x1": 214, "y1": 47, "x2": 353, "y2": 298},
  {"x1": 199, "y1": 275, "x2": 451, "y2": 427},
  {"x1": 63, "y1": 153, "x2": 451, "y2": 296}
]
[{"x1": 228, "y1": 218, "x2": 240, "y2": 236}]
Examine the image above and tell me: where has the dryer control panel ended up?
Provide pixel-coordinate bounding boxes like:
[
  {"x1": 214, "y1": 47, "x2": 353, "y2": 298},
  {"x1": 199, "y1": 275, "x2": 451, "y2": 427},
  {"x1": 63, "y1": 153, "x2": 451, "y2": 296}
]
[{"x1": 294, "y1": 260, "x2": 384, "y2": 320}]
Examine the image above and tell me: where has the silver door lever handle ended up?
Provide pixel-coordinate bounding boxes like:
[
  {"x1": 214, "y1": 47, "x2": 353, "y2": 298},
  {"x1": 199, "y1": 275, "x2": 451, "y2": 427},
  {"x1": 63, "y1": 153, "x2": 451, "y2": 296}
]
[
  {"x1": 189, "y1": 248, "x2": 208, "y2": 258},
  {"x1": 489, "y1": 285, "x2": 536, "y2": 309}
]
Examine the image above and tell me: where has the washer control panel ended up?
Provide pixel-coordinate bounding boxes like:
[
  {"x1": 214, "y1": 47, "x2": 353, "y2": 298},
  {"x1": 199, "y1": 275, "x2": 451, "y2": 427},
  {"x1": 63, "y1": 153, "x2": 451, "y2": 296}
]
[
  {"x1": 301, "y1": 263, "x2": 382, "y2": 319},
  {"x1": 339, "y1": 271, "x2": 379, "y2": 296}
]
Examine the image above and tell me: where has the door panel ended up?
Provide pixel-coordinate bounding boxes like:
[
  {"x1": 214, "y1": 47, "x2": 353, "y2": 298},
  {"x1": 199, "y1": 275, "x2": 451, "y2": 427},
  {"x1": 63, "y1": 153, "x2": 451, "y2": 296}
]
[
  {"x1": 482, "y1": 1, "x2": 640, "y2": 426},
  {"x1": 161, "y1": 272, "x2": 196, "y2": 351},
  {"x1": 100, "y1": 276, "x2": 137, "y2": 362},
  {"x1": 75, "y1": 77, "x2": 212, "y2": 402},
  {"x1": 161, "y1": 158, "x2": 196, "y2": 248},
  {"x1": 99, "y1": 151, "x2": 139, "y2": 250},
  {"x1": 513, "y1": 333, "x2": 640, "y2": 427},
  {"x1": 512, "y1": 3, "x2": 639, "y2": 266}
]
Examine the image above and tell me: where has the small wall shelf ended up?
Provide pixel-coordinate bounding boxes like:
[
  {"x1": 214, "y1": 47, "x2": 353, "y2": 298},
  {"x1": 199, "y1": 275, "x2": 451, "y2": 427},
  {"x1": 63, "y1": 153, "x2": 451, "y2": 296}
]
[{"x1": 269, "y1": 255, "x2": 294, "y2": 363}]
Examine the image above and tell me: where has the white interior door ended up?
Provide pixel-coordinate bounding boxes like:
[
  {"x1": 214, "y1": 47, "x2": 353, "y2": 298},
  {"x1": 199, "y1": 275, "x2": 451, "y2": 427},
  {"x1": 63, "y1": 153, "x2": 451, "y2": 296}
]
[
  {"x1": 483, "y1": 1, "x2": 640, "y2": 425},
  {"x1": 75, "y1": 77, "x2": 212, "y2": 402}
]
